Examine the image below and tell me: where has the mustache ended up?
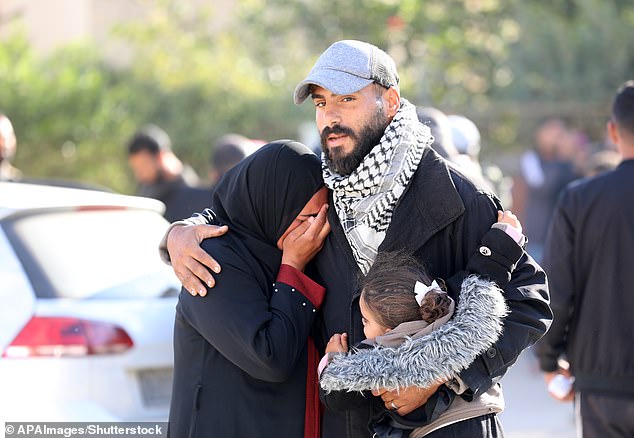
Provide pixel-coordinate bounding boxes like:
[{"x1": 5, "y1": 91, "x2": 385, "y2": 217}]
[{"x1": 320, "y1": 125, "x2": 357, "y2": 143}]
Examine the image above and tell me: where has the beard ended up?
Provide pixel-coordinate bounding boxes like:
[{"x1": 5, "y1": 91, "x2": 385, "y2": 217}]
[{"x1": 320, "y1": 105, "x2": 390, "y2": 176}]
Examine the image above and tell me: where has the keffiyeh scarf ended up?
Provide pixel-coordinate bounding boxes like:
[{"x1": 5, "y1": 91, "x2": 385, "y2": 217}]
[{"x1": 322, "y1": 98, "x2": 433, "y2": 274}]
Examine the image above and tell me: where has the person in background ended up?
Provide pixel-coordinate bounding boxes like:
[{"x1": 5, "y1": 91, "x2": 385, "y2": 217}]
[
  {"x1": 448, "y1": 114, "x2": 483, "y2": 176},
  {"x1": 207, "y1": 133, "x2": 256, "y2": 188},
  {"x1": 0, "y1": 113, "x2": 21, "y2": 181},
  {"x1": 511, "y1": 117, "x2": 577, "y2": 262},
  {"x1": 416, "y1": 108, "x2": 511, "y2": 207},
  {"x1": 126, "y1": 124, "x2": 207, "y2": 222},
  {"x1": 535, "y1": 80, "x2": 634, "y2": 438},
  {"x1": 415, "y1": 106, "x2": 459, "y2": 160},
  {"x1": 448, "y1": 114, "x2": 513, "y2": 209},
  {"x1": 557, "y1": 125, "x2": 592, "y2": 177}
]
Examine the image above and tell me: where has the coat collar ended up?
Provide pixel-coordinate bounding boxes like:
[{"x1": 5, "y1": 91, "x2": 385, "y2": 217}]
[{"x1": 379, "y1": 147, "x2": 465, "y2": 254}]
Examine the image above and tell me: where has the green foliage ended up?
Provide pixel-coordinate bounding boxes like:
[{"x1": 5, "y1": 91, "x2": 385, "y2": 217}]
[
  {"x1": 477, "y1": 0, "x2": 634, "y2": 153},
  {"x1": 234, "y1": 0, "x2": 515, "y2": 107},
  {"x1": 1, "y1": 0, "x2": 633, "y2": 191},
  {"x1": 503, "y1": 0, "x2": 634, "y2": 101},
  {"x1": 0, "y1": 32, "x2": 137, "y2": 192}
]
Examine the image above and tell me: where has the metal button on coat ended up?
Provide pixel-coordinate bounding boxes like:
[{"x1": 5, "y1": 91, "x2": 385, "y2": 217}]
[
  {"x1": 479, "y1": 246, "x2": 492, "y2": 256},
  {"x1": 486, "y1": 347, "x2": 497, "y2": 358}
]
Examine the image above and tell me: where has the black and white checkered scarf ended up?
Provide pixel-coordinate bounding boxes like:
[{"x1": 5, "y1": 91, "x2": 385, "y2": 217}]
[{"x1": 322, "y1": 98, "x2": 433, "y2": 274}]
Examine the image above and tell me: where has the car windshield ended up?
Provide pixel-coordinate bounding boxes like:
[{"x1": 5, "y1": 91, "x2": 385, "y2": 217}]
[{"x1": 5, "y1": 208, "x2": 181, "y2": 299}]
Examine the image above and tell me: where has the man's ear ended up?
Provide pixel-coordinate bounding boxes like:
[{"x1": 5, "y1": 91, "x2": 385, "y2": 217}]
[
  {"x1": 385, "y1": 87, "x2": 400, "y2": 118},
  {"x1": 607, "y1": 120, "x2": 619, "y2": 147}
]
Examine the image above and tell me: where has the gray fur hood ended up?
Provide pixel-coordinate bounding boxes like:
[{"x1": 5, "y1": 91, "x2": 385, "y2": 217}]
[{"x1": 320, "y1": 275, "x2": 508, "y2": 392}]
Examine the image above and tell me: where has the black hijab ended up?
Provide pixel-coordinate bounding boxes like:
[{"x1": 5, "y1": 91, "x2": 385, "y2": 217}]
[{"x1": 210, "y1": 140, "x2": 323, "y2": 276}]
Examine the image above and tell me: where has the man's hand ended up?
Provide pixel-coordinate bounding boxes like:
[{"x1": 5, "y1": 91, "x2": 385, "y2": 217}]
[
  {"x1": 372, "y1": 381, "x2": 444, "y2": 416},
  {"x1": 167, "y1": 224, "x2": 228, "y2": 296}
]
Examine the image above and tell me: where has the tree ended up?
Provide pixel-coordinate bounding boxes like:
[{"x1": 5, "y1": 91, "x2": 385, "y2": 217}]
[{"x1": 2, "y1": 0, "x2": 632, "y2": 191}]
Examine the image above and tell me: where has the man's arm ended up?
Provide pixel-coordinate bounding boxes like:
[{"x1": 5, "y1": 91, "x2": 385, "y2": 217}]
[
  {"x1": 459, "y1": 253, "x2": 551, "y2": 397},
  {"x1": 158, "y1": 209, "x2": 228, "y2": 294},
  {"x1": 445, "y1": 210, "x2": 526, "y2": 294},
  {"x1": 377, "y1": 209, "x2": 536, "y2": 411},
  {"x1": 452, "y1": 194, "x2": 552, "y2": 399}
]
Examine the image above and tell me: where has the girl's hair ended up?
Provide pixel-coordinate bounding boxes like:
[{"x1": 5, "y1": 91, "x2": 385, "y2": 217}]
[{"x1": 360, "y1": 251, "x2": 452, "y2": 329}]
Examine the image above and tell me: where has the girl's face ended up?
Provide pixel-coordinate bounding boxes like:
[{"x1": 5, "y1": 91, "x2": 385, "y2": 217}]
[{"x1": 359, "y1": 292, "x2": 391, "y2": 340}]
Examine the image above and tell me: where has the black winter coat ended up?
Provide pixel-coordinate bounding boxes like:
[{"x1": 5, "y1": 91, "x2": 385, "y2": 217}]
[
  {"x1": 311, "y1": 148, "x2": 552, "y2": 438},
  {"x1": 168, "y1": 234, "x2": 322, "y2": 438},
  {"x1": 535, "y1": 159, "x2": 634, "y2": 396}
]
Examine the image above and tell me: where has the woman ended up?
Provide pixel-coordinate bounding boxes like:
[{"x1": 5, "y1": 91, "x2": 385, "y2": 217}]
[{"x1": 168, "y1": 140, "x2": 330, "y2": 438}]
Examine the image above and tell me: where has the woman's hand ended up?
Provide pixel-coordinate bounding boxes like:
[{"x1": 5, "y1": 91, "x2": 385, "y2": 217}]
[
  {"x1": 281, "y1": 204, "x2": 330, "y2": 272},
  {"x1": 167, "y1": 224, "x2": 228, "y2": 296},
  {"x1": 326, "y1": 333, "x2": 348, "y2": 353}
]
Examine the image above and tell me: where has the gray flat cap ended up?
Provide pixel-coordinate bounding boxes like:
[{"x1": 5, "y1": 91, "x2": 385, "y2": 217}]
[{"x1": 293, "y1": 40, "x2": 399, "y2": 104}]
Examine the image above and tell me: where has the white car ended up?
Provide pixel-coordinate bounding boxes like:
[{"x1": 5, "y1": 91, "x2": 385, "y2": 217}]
[{"x1": 0, "y1": 182, "x2": 181, "y2": 422}]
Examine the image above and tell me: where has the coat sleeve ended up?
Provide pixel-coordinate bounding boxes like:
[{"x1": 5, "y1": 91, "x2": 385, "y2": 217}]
[
  {"x1": 534, "y1": 191, "x2": 576, "y2": 372},
  {"x1": 447, "y1": 193, "x2": 552, "y2": 399},
  {"x1": 319, "y1": 386, "x2": 373, "y2": 412},
  {"x1": 444, "y1": 227, "x2": 524, "y2": 294},
  {"x1": 177, "y1": 243, "x2": 324, "y2": 382}
]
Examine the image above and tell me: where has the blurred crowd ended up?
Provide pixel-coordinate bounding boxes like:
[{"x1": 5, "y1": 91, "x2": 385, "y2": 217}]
[{"x1": 413, "y1": 109, "x2": 620, "y2": 265}]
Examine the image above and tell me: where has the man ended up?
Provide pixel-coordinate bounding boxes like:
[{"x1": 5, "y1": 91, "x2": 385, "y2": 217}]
[
  {"x1": 126, "y1": 124, "x2": 209, "y2": 222},
  {"x1": 535, "y1": 81, "x2": 634, "y2": 438},
  {"x1": 162, "y1": 40, "x2": 551, "y2": 437},
  {"x1": 0, "y1": 113, "x2": 21, "y2": 181}
]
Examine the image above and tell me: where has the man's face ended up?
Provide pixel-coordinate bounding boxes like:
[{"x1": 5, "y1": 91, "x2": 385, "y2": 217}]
[
  {"x1": 312, "y1": 84, "x2": 393, "y2": 176},
  {"x1": 128, "y1": 149, "x2": 162, "y2": 184}
]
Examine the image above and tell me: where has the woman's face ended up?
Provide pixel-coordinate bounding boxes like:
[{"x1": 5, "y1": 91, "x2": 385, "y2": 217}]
[
  {"x1": 276, "y1": 187, "x2": 329, "y2": 249},
  {"x1": 359, "y1": 292, "x2": 391, "y2": 340}
]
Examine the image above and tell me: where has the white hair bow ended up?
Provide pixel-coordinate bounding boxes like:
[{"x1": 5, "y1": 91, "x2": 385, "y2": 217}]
[{"x1": 414, "y1": 280, "x2": 441, "y2": 306}]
